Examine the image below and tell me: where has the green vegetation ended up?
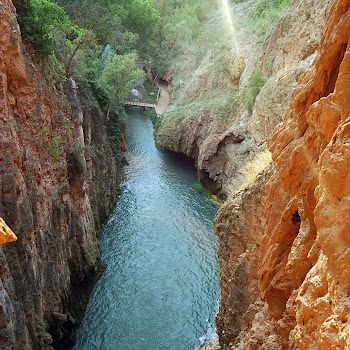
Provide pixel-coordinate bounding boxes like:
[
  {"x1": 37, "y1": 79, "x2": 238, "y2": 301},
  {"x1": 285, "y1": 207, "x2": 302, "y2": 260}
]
[
  {"x1": 107, "y1": 108, "x2": 128, "y2": 163},
  {"x1": 166, "y1": 92, "x2": 235, "y2": 122},
  {"x1": 67, "y1": 144, "x2": 100, "y2": 175},
  {"x1": 47, "y1": 137, "x2": 63, "y2": 161},
  {"x1": 153, "y1": 0, "x2": 290, "y2": 140},
  {"x1": 144, "y1": 81, "x2": 159, "y2": 104},
  {"x1": 13, "y1": 0, "x2": 289, "y2": 171},
  {"x1": 98, "y1": 53, "x2": 145, "y2": 106},
  {"x1": 193, "y1": 181, "x2": 209, "y2": 196},
  {"x1": 144, "y1": 109, "x2": 161, "y2": 137},
  {"x1": 152, "y1": 0, "x2": 223, "y2": 77},
  {"x1": 151, "y1": 1, "x2": 241, "y2": 139},
  {"x1": 245, "y1": 72, "x2": 267, "y2": 114},
  {"x1": 55, "y1": 0, "x2": 160, "y2": 62},
  {"x1": 15, "y1": 0, "x2": 159, "y2": 98},
  {"x1": 245, "y1": 0, "x2": 290, "y2": 38},
  {"x1": 14, "y1": 0, "x2": 163, "y2": 166},
  {"x1": 193, "y1": 181, "x2": 222, "y2": 205},
  {"x1": 67, "y1": 146, "x2": 85, "y2": 175},
  {"x1": 253, "y1": 0, "x2": 289, "y2": 18},
  {"x1": 16, "y1": 0, "x2": 71, "y2": 57}
]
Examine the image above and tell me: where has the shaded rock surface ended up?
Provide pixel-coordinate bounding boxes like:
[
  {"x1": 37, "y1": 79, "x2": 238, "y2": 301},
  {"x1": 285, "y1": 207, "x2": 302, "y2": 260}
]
[
  {"x1": 216, "y1": 0, "x2": 350, "y2": 348},
  {"x1": 0, "y1": 1, "x2": 118, "y2": 349}
]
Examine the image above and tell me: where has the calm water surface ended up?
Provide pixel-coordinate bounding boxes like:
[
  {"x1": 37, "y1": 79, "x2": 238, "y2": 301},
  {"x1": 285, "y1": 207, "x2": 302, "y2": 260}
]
[{"x1": 74, "y1": 109, "x2": 220, "y2": 350}]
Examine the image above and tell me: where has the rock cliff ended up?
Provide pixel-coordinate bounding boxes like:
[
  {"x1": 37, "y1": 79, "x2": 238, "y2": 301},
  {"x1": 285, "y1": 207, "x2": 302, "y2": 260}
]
[
  {"x1": 0, "y1": 1, "x2": 118, "y2": 348},
  {"x1": 157, "y1": 0, "x2": 331, "y2": 198},
  {"x1": 216, "y1": 0, "x2": 350, "y2": 348}
]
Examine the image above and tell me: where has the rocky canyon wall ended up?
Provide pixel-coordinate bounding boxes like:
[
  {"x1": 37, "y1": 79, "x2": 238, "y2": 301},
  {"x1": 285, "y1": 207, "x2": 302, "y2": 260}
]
[
  {"x1": 0, "y1": 1, "x2": 118, "y2": 349},
  {"x1": 157, "y1": 0, "x2": 331, "y2": 198},
  {"x1": 216, "y1": 0, "x2": 350, "y2": 348}
]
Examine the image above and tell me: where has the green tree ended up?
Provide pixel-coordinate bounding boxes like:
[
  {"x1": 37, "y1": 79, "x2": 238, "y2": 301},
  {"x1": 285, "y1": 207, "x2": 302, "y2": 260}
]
[
  {"x1": 252, "y1": 0, "x2": 289, "y2": 18},
  {"x1": 56, "y1": 0, "x2": 138, "y2": 54},
  {"x1": 98, "y1": 53, "x2": 145, "y2": 107},
  {"x1": 123, "y1": 0, "x2": 160, "y2": 57},
  {"x1": 64, "y1": 28, "x2": 97, "y2": 78},
  {"x1": 246, "y1": 72, "x2": 267, "y2": 114},
  {"x1": 17, "y1": 0, "x2": 71, "y2": 56}
]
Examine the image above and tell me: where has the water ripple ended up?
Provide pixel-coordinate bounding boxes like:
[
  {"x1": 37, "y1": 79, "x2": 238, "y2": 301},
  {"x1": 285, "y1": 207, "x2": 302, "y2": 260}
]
[{"x1": 74, "y1": 111, "x2": 220, "y2": 350}]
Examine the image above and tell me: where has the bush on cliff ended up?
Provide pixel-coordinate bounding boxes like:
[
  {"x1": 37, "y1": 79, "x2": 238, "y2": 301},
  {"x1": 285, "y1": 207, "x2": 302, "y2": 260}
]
[
  {"x1": 16, "y1": 0, "x2": 71, "y2": 56},
  {"x1": 246, "y1": 72, "x2": 267, "y2": 114},
  {"x1": 107, "y1": 108, "x2": 128, "y2": 163},
  {"x1": 252, "y1": 0, "x2": 290, "y2": 19},
  {"x1": 245, "y1": 0, "x2": 290, "y2": 38}
]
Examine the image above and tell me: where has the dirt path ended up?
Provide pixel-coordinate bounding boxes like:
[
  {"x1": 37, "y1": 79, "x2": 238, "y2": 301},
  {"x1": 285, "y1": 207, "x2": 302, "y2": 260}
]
[{"x1": 155, "y1": 83, "x2": 170, "y2": 116}]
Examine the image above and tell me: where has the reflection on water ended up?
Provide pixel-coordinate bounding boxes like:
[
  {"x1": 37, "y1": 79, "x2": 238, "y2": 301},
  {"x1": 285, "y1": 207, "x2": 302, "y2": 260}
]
[{"x1": 74, "y1": 108, "x2": 220, "y2": 350}]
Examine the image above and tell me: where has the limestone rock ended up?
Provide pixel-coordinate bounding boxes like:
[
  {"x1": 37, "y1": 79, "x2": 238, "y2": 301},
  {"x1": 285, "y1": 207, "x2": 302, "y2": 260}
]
[
  {"x1": 157, "y1": 0, "x2": 331, "y2": 198},
  {"x1": 216, "y1": 0, "x2": 350, "y2": 348},
  {"x1": 199, "y1": 338, "x2": 221, "y2": 350}
]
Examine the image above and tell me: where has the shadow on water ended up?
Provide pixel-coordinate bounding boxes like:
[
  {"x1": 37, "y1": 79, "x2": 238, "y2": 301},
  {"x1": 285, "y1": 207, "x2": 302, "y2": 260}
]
[{"x1": 73, "y1": 108, "x2": 220, "y2": 350}]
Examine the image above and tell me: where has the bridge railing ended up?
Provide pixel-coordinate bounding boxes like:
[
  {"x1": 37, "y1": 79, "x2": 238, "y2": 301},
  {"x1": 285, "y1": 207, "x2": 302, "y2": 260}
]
[{"x1": 124, "y1": 100, "x2": 156, "y2": 108}]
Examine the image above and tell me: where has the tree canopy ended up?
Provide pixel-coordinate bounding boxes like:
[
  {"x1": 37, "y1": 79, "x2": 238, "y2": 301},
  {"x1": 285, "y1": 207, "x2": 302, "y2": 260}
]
[{"x1": 98, "y1": 53, "x2": 145, "y2": 106}]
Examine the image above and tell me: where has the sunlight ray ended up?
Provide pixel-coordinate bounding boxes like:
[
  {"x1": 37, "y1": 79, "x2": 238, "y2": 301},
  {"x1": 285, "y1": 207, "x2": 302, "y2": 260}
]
[{"x1": 220, "y1": 0, "x2": 240, "y2": 53}]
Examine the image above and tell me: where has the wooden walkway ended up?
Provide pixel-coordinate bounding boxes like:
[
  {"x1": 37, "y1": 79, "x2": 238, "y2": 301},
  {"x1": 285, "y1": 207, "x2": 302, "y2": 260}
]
[{"x1": 124, "y1": 100, "x2": 156, "y2": 108}]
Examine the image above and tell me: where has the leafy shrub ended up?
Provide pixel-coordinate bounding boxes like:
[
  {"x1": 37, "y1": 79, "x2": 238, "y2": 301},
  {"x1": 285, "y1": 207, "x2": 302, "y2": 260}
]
[
  {"x1": 88, "y1": 80, "x2": 109, "y2": 108},
  {"x1": 107, "y1": 109, "x2": 127, "y2": 163},
  {"x1": 67, "y1": 143, "x2": 101, "y2": 176},
  {"x1": 252, "y1": 0, "x2": 289, "y2": 19},
  {"x1": 246, "y1": 72, "x2": 267, "y2": 114},
  {"x1": 144, "y1": 109, "x2": 161, "y2": 135},
  {"x1": 67, "y1": 146, "x2": 85, "y2": 176},
  {"x1": 97, "y1": 53, "x2": 145, "y2": 107},
  {"x1": 244, "y1": 0, "x2": 290, "y2": 39},
  {"x1": 47, "y1": 137, "x2": 63, "y2": 160},
  {"x1": 16, "y1": 0, "x2": 71, "y2": 57},
  {"x1": 84, "y1": 144, "x2": 101, "y2": 158}
]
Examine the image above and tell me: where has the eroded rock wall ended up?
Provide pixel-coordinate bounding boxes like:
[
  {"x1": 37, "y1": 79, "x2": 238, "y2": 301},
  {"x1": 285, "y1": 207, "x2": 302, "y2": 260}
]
[
  {"x1": 0, "y1": 1, "x2": 118, "y2": 348},
  {"x1": 216, "y1": 0, "x2": 350, "y2": 348},
  {"x1": 157, "y1": 0, "x2": 331, "y2": 198}
]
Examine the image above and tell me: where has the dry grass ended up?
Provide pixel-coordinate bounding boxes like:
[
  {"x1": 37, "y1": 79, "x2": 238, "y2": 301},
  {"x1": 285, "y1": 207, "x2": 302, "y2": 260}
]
[{"x1": 225, "y1": 149, "x2": 272, "y2": 195}]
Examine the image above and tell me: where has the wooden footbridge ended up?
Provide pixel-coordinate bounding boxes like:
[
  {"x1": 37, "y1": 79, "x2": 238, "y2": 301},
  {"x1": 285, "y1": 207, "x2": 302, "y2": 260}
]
[
  {"x1": 124, "y1": 100, "x2": 156, "y2": 108},
  {"x1": 124, "y1": 85, "x2": 168, "y2": 117}
]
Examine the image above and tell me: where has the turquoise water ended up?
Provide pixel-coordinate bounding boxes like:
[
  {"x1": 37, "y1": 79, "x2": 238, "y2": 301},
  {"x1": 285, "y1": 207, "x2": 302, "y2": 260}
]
[{"x1": 73, "y1": 109, "x2": 220, "y2": 350}]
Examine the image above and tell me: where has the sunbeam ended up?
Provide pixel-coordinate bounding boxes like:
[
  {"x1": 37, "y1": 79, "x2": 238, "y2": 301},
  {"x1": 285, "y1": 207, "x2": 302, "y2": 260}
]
[{"x1": 220, "y1": 0, "x2": 240, "y2": 53}]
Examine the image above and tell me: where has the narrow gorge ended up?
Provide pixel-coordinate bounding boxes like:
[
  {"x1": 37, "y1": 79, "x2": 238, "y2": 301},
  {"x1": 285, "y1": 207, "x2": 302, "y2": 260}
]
[{"x1": 1, "y1": 0, "x2": 350, "y2": 349}]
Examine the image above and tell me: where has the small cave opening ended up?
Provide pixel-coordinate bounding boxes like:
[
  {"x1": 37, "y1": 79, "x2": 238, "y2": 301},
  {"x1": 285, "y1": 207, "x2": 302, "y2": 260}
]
[
  {"x1": 198, "y1": 170, "x2": 225, "y2": 199},
  {"x1": 292, "y1": 210, "x2": 301, "y2": 225}
]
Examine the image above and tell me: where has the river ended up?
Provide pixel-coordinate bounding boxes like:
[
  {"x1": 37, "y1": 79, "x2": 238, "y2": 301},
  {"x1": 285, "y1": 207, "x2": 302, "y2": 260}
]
[{"x1": 73, "y1": 108, "x2": 220, "y2": 350}]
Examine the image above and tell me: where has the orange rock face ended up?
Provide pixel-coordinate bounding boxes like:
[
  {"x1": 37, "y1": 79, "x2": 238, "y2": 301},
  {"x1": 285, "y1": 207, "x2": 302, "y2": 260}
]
[
  {"x1": 216, "y1": 0, "x2": 350, "y2": 348},
  {"x1": 0, "y1": 217, "x2": 17, "y2": 244}
]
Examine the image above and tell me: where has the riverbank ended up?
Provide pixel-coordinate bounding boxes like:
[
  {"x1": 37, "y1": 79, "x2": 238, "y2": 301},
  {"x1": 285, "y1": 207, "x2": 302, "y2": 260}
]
[
  {"x1": 199, "y1": 338, "x2": 221, "y2": 350},
  {"x1": 155, "y1": 83, "x2": 170, "y2": 116}
]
